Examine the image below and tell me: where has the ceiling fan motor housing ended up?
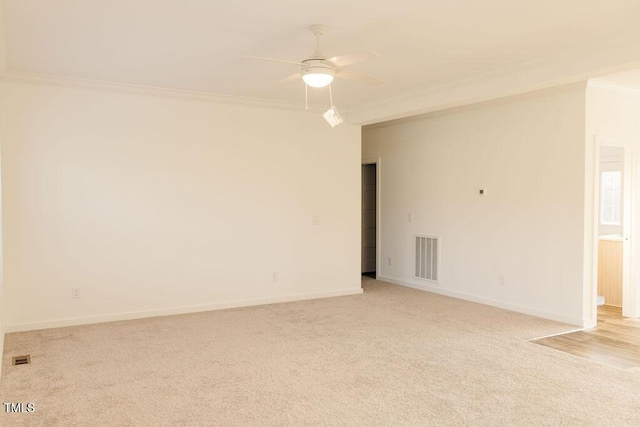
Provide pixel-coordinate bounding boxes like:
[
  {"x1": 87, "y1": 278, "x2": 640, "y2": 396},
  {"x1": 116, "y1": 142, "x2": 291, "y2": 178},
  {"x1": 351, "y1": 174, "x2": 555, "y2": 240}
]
[{"x1": 301, "y1": 59, "x2": 335, "y2": 78}]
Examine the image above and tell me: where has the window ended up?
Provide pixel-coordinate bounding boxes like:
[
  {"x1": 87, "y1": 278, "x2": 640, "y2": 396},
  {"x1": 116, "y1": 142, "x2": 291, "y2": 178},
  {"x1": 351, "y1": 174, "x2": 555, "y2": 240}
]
[{"x1": 600, "y1": 170, "x2": 621, "y2": 225}]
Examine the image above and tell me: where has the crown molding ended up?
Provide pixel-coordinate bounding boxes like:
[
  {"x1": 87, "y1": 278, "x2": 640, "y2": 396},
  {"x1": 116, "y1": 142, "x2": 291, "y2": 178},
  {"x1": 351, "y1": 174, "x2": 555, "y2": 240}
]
[
  {"x1": 0, "y1": 70, "x2": 329, "y2": 113},
  {"x1": 349, "y1": 26, "x2": 640, "y2": 126},
  {"x1": 587, "y1": 78, "x2": 640, "y2": 95},
  {"x1": 2, "y1": 22, "x2": 640, "y2": 125}
]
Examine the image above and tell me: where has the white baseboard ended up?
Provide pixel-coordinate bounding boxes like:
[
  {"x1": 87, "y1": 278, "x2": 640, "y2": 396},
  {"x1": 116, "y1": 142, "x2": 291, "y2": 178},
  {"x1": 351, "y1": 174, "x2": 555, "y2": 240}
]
[
  {"x1": 4, "y1": 287, "x2": 363, "y2": 333},
  {"x1": 378, "y1": 276, "x2": 585, "y2": 327}
]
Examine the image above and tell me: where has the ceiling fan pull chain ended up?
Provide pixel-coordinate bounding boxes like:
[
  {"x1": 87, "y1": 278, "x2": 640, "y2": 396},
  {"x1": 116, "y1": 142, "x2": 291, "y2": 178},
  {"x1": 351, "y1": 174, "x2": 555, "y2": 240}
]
[{"x1": 329, "y1": 84, "x2": 334, "y2": 107}]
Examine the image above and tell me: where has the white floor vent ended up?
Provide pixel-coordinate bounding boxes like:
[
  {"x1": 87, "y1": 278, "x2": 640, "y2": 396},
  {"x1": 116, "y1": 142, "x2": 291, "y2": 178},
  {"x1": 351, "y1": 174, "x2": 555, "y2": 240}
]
[{"x1": 415, "y1": 235, "x2": 439, "y2": 282}]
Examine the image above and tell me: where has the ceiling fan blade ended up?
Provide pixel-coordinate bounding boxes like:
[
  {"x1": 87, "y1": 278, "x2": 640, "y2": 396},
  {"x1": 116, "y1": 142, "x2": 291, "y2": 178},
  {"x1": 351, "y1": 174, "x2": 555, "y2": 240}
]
[
  {"x1": 277, "y1": 73, "x2": 302, "y2": 84},
  {"x1": 335, "y1": 69, "x2": 383, "y2": 85},
  {"x1": 327, "y1": 50, "x2": 379, "y2": 67},
  {"x1": 242, "y1": 55, "x2": 302, "y2": 66}
]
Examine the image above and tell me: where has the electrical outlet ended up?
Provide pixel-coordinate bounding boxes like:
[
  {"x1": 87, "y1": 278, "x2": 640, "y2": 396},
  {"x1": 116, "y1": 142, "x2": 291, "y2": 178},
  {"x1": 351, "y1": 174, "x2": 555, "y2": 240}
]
[
  {"x1": 499, "y1": 275, "x2": 506, "y2": 287},
  {"x1": 408, "y1": 213, "x2": 413, "y2": 222},
  {"x1": 387, "y1": 257, "x2": 392, "y2": 266},
  {"x1": 312, "y1": 216, "x2": 321, "y2": 226},
  {"x1": 272, "y1": 272, "x2": 279, "y2": 282},
  {"x1": 71, "y1": 287, "x2": 81, "y2": 299}
]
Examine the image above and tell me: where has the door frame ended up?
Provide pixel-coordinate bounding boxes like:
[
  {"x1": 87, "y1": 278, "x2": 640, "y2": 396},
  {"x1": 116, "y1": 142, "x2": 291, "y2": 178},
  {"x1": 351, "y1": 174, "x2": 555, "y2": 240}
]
[
  {"x1": 591, "y1": 135, "x2": 637, "y2": 324},
  {"x1": 362, "y1": 157, "x2": 381, "y2": 279}
]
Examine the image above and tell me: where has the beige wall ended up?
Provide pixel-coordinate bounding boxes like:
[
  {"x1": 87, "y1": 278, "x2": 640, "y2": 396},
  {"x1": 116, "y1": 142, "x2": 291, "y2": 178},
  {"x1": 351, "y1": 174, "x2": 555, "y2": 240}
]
[
  {"x1": 363, "y1": 84, "x2": 587, "y2": 325},
  {"x1": 0, "y1": 81, "x2": 362, "y2": 331}
]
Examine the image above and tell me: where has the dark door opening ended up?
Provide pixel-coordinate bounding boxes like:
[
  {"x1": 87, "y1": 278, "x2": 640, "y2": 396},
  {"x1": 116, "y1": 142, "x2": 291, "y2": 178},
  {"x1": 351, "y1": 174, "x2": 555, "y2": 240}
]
[{"x1": 362, "y1": 163, "x2": 377, "y2": 278}]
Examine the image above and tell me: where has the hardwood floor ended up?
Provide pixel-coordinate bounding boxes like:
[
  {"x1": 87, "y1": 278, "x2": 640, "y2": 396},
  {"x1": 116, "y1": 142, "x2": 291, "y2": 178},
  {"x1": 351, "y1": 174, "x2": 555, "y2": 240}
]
[{"x1": 531, "y1": 306, "x2": 640, "y2": 370}]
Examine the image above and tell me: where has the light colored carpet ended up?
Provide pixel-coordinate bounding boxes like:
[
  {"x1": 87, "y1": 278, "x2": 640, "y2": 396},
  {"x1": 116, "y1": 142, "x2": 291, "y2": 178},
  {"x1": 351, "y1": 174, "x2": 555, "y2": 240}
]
[{"x1": 1, "y1": 278, "x2": 640, "y2": 426}]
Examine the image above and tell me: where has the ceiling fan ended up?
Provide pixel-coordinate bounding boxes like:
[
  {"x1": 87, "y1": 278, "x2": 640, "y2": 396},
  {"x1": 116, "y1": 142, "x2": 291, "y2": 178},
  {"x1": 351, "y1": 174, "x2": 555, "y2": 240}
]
[{"x1": 244, "y1": 24, "x2": 382, "y2": 88}]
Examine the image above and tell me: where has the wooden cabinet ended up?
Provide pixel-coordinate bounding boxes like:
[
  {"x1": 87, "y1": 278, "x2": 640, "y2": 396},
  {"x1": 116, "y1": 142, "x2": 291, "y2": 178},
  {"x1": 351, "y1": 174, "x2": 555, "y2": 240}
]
[{"x1": 597, "y1": 239, "x2": 622, "y2": 307}]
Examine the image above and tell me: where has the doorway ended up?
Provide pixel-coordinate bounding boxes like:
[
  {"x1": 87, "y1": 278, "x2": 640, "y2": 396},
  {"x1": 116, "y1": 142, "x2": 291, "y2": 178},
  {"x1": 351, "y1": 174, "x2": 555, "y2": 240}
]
[
  {"x1": 362, "y1": 163, "x2": 377, "y2": 278},
  {"x1": 597, "y1": 146, "x2": 624, "y2": 311},
  {"x1": 594, "y1": 140, "x2": 635, "y2": 323}
]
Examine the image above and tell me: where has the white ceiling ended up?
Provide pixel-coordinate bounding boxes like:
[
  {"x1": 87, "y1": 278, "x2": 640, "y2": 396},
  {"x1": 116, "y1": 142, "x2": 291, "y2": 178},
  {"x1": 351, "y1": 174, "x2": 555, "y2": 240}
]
[{"x1": 3, "y1": 0, "x2": 640, "y2": 116}]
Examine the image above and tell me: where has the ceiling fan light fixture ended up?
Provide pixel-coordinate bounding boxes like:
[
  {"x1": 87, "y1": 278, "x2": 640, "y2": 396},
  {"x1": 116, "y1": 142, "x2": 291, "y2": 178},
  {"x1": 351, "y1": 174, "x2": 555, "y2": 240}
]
[
  {"x1": 301, "y1": 66, "x2": 335, "y2": 88},
  {"x1": 302, "y1": 73, "x2": 334, "y2": 88}
]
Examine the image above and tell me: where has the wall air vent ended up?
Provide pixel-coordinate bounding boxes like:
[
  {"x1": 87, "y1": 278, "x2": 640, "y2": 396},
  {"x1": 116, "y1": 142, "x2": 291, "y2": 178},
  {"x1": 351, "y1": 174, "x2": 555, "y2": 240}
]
[
  {"x1": 415, "y1": 235, "x2": 439, "y2": 282},
  {"x1": 12, "y1": 355, "x2": 31, "y2": 366}
]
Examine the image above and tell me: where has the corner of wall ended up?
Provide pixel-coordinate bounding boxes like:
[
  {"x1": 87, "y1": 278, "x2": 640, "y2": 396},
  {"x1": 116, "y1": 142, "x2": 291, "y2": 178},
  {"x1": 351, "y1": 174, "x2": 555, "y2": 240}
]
[
  {"x1": 581, "y1": 83, "x2": 596, "y2": 330},
  {"x1": 0, "y1": 79, "x2": 6, "y2": 380}
]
